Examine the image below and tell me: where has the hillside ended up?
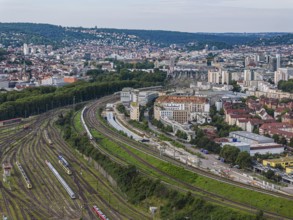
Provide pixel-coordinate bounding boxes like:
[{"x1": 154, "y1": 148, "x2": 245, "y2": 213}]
[{"x1": 0, "y1": 22, "x2": 291, "y2": 49}]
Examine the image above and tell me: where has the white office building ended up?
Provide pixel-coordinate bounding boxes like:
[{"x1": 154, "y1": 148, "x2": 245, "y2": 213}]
[{"x1": 120, "y1": 87, "x2": 133, "y2": 106}]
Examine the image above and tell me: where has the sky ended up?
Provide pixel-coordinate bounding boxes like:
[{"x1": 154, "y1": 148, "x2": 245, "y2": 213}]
[{"x1": 0, "y1": 0, "x2": 292, "y2": 33}]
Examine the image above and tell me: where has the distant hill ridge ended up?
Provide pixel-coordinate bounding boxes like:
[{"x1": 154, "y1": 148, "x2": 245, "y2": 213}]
[{"x1": 0, "y1": 22, "x2": 292, "y2": 48}]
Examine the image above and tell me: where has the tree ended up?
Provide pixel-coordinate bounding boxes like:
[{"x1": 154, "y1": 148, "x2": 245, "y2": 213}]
[
  {"x1": 272, "y1": 134, "x2": 280, "y2": 143},
  {"x1": 230, "y1": 80, "x2": 241, "y2": 92},
  {"x1": 279, "y1": 136, "x2": 287, "y2": 145},
  {"x1": 264, "y1": 170, "x2": 275, "y2": 179},
  {"x1": 255, "y1": 210, "x2": 265, "y2": 220},
  {"x1": 253, "y1": 127, "x2": 259, "y2": 134},
  {"x1": 266, "y1": 108, "x2": 274, "y2": 117},
  {"x1": 236, "y1": 151, "x2": 252, "y2": 169},
  {"x1": 220, "y1": 145, "x2": 240, "y2": 164},
  {"x1": 175, "y1": 130, "x2": 188, "y2": 140}
]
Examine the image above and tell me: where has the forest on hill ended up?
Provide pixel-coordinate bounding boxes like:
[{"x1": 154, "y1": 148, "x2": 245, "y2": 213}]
[{"x1": 0, "y1": 23, "x2": 291, "y2": 49}]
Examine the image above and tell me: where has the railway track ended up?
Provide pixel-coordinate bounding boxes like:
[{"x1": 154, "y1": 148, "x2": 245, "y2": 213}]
[
  {"x1": 83, "y1": 96, "x2": 293, "y2": 220},
  {"x1": 0, "y1": 110, "x2": 81, "y2": 219},
  {"x1": 47, "y1": 112, "x2": 150, "y2": 220},
  {"x1": 86, "y1": 96, "x2": 293, "y2": 199}
]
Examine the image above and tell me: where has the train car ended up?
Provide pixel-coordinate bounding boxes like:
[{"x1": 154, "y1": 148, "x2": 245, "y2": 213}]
[
  {"x1": 44, "y1": 130, "x2": 53, "y2": 146},
  {"x1": 16, "y1": 162, "x2": 32, "y2": 189},
  {"x1": 81, "y1": 107, "x2": 93, "y2": 140},
  {"x1": 0, "y1": 118, "x2": 22, "y2": 127},
  {"x1": 58, "y1": 155, "x2": 69, "y2": 167},
  {"x1": 92, "y1": 206, "x2": 109, "y2": 220},
  {"x1": 46, "y1": 160, "x2": 75, "y2": 199},
  {"x1": 58, "y1": 160, "x2": 72, "y2": 175}
]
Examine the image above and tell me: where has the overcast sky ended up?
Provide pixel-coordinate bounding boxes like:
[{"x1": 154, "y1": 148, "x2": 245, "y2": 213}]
[{"x1": 0, "y1": 0, "x2": 292, "y2": 33}]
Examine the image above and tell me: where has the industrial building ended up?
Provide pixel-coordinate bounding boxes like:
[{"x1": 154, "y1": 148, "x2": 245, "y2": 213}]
[
  {"x1": 120, "y1": 87, "x2": 158, "y2": 107},
  {"x1": 263, "y1": 157, "x2": 293, "y2": 169},
  {"x1": 222, "y1": 131, "x2": 284, "y2": 156},
  {"x1": 229, "y1": 131, "x2": 274, "y2": 144},
  {"x1": 249, "y1": 143, "x2": 284, "y2": 156},
  {"x1": 120, "y1": 87, "x2": 135, "y2": 106}
]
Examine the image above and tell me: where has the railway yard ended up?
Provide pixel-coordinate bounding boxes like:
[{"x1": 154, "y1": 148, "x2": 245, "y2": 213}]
[
  {"x1": 1, "y1": 94, "x2": 293, "y2": 219},
  {"x1": 0, "y1": 101, "x2": 151, "y2": 220}
]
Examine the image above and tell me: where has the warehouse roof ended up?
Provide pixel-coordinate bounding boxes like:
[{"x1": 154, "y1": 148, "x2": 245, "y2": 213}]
[{"x1": 230, "y1": 131, "x2": 274, "y2": 143}]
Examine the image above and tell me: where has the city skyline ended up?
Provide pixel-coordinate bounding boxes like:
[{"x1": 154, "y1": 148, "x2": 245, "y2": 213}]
[{"x1": 0, "y1": 0, "x2": 292, "y2": 33}]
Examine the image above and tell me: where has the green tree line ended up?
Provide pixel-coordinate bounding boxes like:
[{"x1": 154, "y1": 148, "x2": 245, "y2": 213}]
[
  {"x1": 0, "y1": 81, "x2": 137, "y2": 120},
  {"x1": 0, "y1": 68, "x2": 167, "y2": 121}
]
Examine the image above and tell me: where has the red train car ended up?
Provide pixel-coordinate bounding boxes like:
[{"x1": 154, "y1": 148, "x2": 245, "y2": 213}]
[
  {"x1": 0, "y1": 118, "x2": 22, "y2": 126},
  {"x1": 92, "y1": 206, "x2": 109, "y2": 220}
]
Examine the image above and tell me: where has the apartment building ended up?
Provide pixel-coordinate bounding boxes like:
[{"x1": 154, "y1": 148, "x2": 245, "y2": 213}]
[{"x1": 154, "y1": 95, "x2": 209, "y2": 124}]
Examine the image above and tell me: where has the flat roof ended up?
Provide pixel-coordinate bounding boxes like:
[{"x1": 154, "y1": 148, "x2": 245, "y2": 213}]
[
  {"x1": 230, "y1": 131, "x2": 274, "y2": 143},
  {"x1": 263, "y1": 157, "x2": 293, "y2": 163}
]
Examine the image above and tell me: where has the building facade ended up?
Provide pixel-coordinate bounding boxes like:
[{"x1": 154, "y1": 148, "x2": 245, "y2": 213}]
[
  {"x1": 154, "y1": 95, "x2": 209, "y2": 124},
  {"x1": 130, "y1": 102, "x2": 140, "y2": 121}
]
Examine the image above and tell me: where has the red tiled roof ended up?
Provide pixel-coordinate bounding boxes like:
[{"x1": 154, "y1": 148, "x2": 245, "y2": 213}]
[{"x1": 260, "y1": 123, "x2": 293, "y2": 130}]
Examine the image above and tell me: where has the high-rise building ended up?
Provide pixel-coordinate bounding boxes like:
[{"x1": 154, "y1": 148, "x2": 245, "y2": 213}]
[
  {"x1": 208, "y1": 70, "x2": 220, "y2": 84},
  {"x1": 23, "y1": 43, "x2": 29, "y2": 55},
  {"x1": 265, "y1": 55, "x2": 270, "y2": 63},
  {"x1": 269, "y1": 57, "x2": 277, "y2": 72},
  {"x1": 276, "y1": 54, "x2": 281, "y2": 70},
  {"x1": 221, "y1": 71, "x2": 231, "y2": 85},
  {"x1": 170, "y1": 57, "x2": 176, "y2": 73},
  {"x1": 244, "y1": 69, "x2": 255, "y2": 82},
  {"x1": 245, "y1": 57, "x2": 251, "y2": 67},
  {"x1": 274, "y1": 68, "x2": 293, "y2": 85}
]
